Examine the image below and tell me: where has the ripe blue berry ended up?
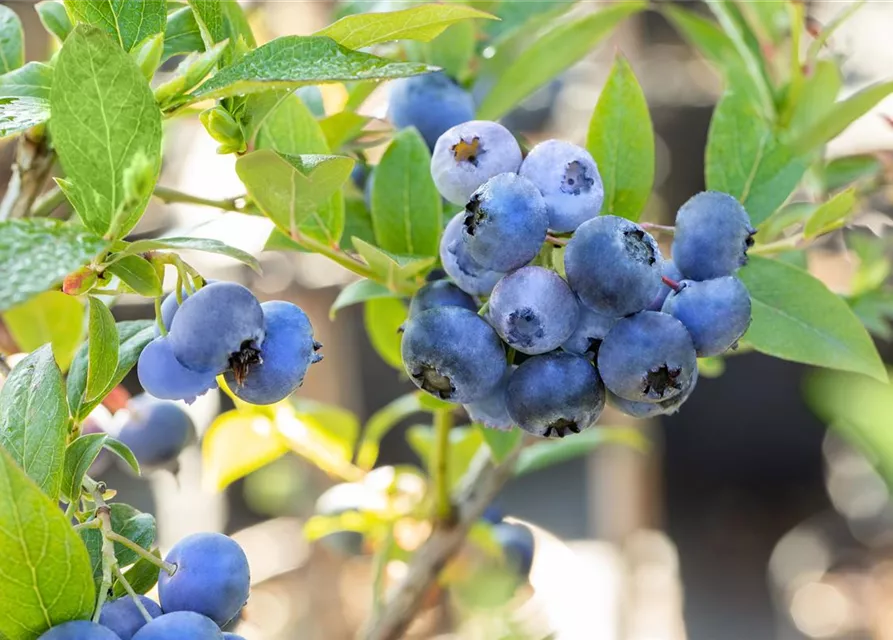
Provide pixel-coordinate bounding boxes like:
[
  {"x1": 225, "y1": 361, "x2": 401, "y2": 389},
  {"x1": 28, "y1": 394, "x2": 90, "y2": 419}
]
[
  {"x1": 672, "y1": 191, "x2": 756, "y2": 280},
  {"x1": 38, "y1": 622, "x2": 121, "y2": 640},
  {"x1": 223, "y1": 635, "x2": 246, "y2": 640},
  {"x1": 565, "y1": 215, "x2": 663, "y2": 317},
  {"x1": 493, "y1": 522, "x2": 535, "y2": 578},
  {"x1": 462, "y1": 173, "x2": 549, "y2": 272},
  {"x1": 661, "y1": 276, "x2": 751, "y2": 356},
  {"x1": 132, "y1": 612, "x2": 223, "y2": 639},
  {"x1": 169, "y1": 282, "x2": 265, "y2": 375},
  {"x1": 608, "y1": 369, "x2": 699, "y2": 419},
  {"x1": 430, "y1": 120, "x2": 522, "y2": 204},
  {"x1": 99, "y1": 596, "x2": 162, "y2": 639},
  {"x1": 647, "y1": 260, "x2": 683, "y2": 311},
  {"x1": 519, "y1": 139, "x2": 604, "y2": 232},
  {"x1": 223, "y1": 301, "x2": 322, "y2": 405},
  {"x1": 439, "y1": 212, "x2": 505, "y2": 296},
  {"x1": 137, "y1": 336, "x2": 218, "y2": 403},
  {"x1": 464, "y1": 365, "x2": 514, "y2": 431},
  {"x1": 158, "y1": 533, "x2": 250, "y2": 627},
  {"x1": 154, "y1": 280, "x2": 218, "y2": 336},
  {"x1": 598, "y1": 311, "x2": 697, "y2": 403},
  {"x1": 561, "y1": 306, "x2": 617, "y2": 358},
  {"x1": 387, "y1": 72, "x2": 475, "y2": 149},
  {"x1": 506, "y1": 352, "x2": 605, "y2": 438},
  {"x1": 401, "y1": 306, "x2": 506, "y2": 404},
  {"x1": 115, "y1": 394, "x2": 194, "y2": 470},
  {"x1": 488, "y1": 267, "x2": 579, "y2": 354},
  {"x1": 409, "y1": 280, "x2": 477, "y2": 318}
]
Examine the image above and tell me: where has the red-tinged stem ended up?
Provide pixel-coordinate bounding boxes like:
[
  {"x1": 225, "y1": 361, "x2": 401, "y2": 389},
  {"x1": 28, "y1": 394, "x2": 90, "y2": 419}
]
[
  {"x1": 662, "y1": 275, "x2": 684, "y2": 292},
  {"x1": 545, "y1": 234, "x2": 568, "y2": 246}
]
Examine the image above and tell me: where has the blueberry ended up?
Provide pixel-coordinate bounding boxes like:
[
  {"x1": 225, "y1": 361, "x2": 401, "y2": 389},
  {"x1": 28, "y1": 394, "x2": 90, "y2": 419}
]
[
  {"x1": 519, "y1": 139, "x2": 604, "y2": 232},
  {"x1": 169, "y1": 282, "x2": 265, "y2": 375},
  {"x1": 661, "y1": 276, "x2": 751, "y2": 356},
  {"x1": 315, "y1": 482, "x2": 370, "y2": 556},
  {"x1": 481, "y1": 504, "x2": 504, "y2": 525},
  {"x1": 464, "y1": 365, "x2": 514, "y2": 431},
  {"x1": 488, "y1": 267, "x2": 579, "y2": 354},
  {"x1": 409, "y1": 280, "x2": 477, "y2": 318},
  {"x1": 99, "y1": 596, "x2": 162, "y2": 639},
  {"x1": 387, "y1": 72, "x2": 475, "y2": 149},
  {"x1": 493, "y1": 522, "x2": 535, "y2": 578},
  {"x1": 158, "y1": 533, "x2": 250, "y2": 627},
  {"x1": 350, "y1": 161, "x2": 369, "y2": 192},
  {"x1": 430, "y1": 120, "x2": 522, "y2": 204},
  {"x1": 223, "y1": 301, "x2": 322, "y2": 405},
  {"x1": 647, "y1": 260, "x2": 683, "y2": 311},
  {"x1": 608, "y1": 369, "x2": 699, "y2": 419},
  {"x1": 223, "y1": 635, "x2": 246, "y2": 640},
  {"x1": 672, "y1": 191, "x2": 756, "y2": 280},
  {"x1": 137, "y1": 337, "x2": 218, "y2": 403},
  {"x1": 564, "y1": 215, "x2": 663, "y2": 317},
  {"x1": 561, "y1": 306, "x2": 617, "y2": 359},
  {"x1": 115, "y1": 394, "x2": 194, "y2": 470},
  {"x1": 38, "y1": 622, "x2": 121, "y2": 640},
  {"x1": 506, "y1": 352, "x2": 605, "y2": 438},
  {"x1": 401, "y1": 306, "x2": 506, "y2": 404},
  {"x1": 598, "y1": 311, "x2": 697, "y2": 403},
  {"x1": 131, "y1": 612, "x2": 223, "y2": 639},
  {"x1": 154, "y1": 280, "x2": 217, "y2": 337},
  {"x1": 462, "y1": 173, "x2": 548, "y2": 272},
  {"x1": 439, "y1": 212, "x2": 505, "y2": 296}
]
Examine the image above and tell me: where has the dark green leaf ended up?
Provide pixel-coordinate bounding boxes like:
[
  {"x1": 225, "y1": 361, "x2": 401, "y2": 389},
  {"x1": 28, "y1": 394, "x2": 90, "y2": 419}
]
[
  {"x1": 364, "y1": 297, "x2": 407, "y2": 371},
  {"x1": 67, "y1": 320, "x2": 155, "y2": 420},
  {"x1": 0, "y1": 96, "x2": 51, "y2": 138},
  {"x1": 514, "y1": 427, "x2": 647, "y2": 477},
  {"x1": 371, "y1": 128, "x2": 442, "y2": 257},
  {"x1": 189, "y1": 35, "x2": 435, "y2": 102},
  {"x1": 330, "y1": 280, "x2": 397, "y2": 319},
  {"x1": 0, "y1": 62, "x2": 54, "y2": 100},
  {"x1": 102, "y1": 436, "x2": 140, "y2": 475},
  {"x1": 0, "y1": 447, "x2": 95, "y2": 639},
  {"x1": 36, "y1": 1, "x2": 73, "y2": 43},
  {"x1": 2, "y1": 291, "x2": 86, "y2": 372},
  {"x1": 407, "y1": 424, "x2": 484, "y2": 489},
  {"x1": 352, "y1": 237, "x2": 435, "y2": 283},
  {"x1": 586, "y1": 54, "x2": 653, "y2": 221},
  {"x1": 106, "y1": 255, "x2": 163, "y2": 296},
  {"x1": 62, "y1": 433, "x2": 107, "y2": 501},
  {"x1": 187, "y1": 0, "x2": 226, "y2": 48},
  {"x1": 0, "y1": 345, "x2": 69, "y2": 500},
  {"x1": 0, "y1": 6, "x2": 24, "y2": 74},
  {"x1": 64, "y1": 0, "x2": 167, "y2": 52},
  {"x1": 112, "y1": 548, "x2": 160, "y2": 597},
  {"x1": 803, "y1": 188, "x2": 856, "y2": 239},
  {"x1": 81, "y1": 503, "x2": 156, "y2": 582},
  {"x1": 85, "y1": 297, "x2": 119, "y2": 403},
  {"x1": 739, "y1": 256, "x2": 887, "y2": 382},
  {"x1": 706, "y1": 89, "x2": 810, "y2": 226},
  {"x1": 342, "y1": 198, "x2": 376, "y2": 249},
  {"x1": 477, "y1": 425, "x2": 522, "y2": 463},
  {"x1": 0, "y1": 219, "x2": 107, "y2": 312},
  {"x1": 163, "y1": 6, "x2": 205, "y2": 61},
  {"x1": 477, "y1": 2, "x2": 646, "y2": 120},
  {"x1": 120, "y1": 236, "x2": 260, "y2": 273},
  {"x1": 317, "y1": 4, "x2": 496, "y2": 50},
  {"x1": 823, "y1": 154, "x2": 882, "y2": 193},
  {"x1": 356, "y1": 393, "x2": 423, "y2": 469},
  {"x1": 51, "y1": 25, "x2": 163, "y2": 237},
  {"x1": 850, "y1": 289, "x2": 893, "y2": 341},
  {"x1": 221, "y1": 0, "x2": 256, "y2": 49}
]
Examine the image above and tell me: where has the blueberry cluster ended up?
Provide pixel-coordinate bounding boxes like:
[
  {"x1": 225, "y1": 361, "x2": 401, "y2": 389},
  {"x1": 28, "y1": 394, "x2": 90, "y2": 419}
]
[
  {"x1": 38, "y1": 533, "x2": 249, "y2": 640},
  {"x1": 137, "y1": 282, "x2": 322, "y2": 405},
  {"x1": 402, "y1": 121, "x2": 754, "y2": 437}
]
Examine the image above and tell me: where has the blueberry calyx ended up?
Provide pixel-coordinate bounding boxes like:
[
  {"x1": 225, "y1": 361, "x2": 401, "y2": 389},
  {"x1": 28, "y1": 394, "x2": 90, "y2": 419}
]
[
  {"x1": 463, "y1": 194, "x2": 485, "y2": 236},
  {"x1": 228, "y1": 340, "x2": 263, "y2": 386},
  {"x1": 622, "y1": 228, "x2": 657, "y2": 265},
  {"x1": 451, "y1": 136, "x2": 483, "y2": 166},
  {"x1": 544, "y1": 418, "x2": 581, "y2": 438},
  {"x1": 642, "y1": 364, "x2": 682, "y2": 399},
  {"x1": 412, "y1": 364, "x2": 455, "y2": 400},
  {"x1": 560, "y1": 160, "x2": 594, "y2": 196},
  {"x1": 506, "y1": 308, "x2": 545, "y2": 348}
]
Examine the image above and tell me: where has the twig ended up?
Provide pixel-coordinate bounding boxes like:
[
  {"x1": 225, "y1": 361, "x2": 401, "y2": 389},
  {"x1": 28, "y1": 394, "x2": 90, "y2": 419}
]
[
  {"x1": 360, "y1": 442, "x2": 523, "y2": 640},
  {"x1": 0, "y1": 134, "x2": 55, "y2": 221},
  {"x1": 0, "y1": 355, "x2": 10, "y2": 377},
  {"x1": 88, "y1": 482, "x2": 117, "y2": 622},
  {"x1": 153, "y1": 185, "x2": 254, "y2": 214}
]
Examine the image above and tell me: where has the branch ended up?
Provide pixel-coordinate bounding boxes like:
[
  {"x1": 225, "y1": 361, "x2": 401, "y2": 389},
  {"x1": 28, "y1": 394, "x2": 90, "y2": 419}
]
[
  {"x1": 0, "y1": 134, "x2": 55, "y2": 221},
  {"x1": 360, "y1": 443, "x2": 523, "y2": 640}
]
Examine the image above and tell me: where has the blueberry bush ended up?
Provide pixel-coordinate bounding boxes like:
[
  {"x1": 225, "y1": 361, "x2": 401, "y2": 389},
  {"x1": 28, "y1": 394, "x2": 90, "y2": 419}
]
[{"x1": 0, "y1": 1, "x2": 890, "y2": 638}]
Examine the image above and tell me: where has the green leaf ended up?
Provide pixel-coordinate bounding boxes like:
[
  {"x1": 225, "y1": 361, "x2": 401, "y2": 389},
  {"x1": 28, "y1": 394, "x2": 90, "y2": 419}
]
[
  {"x1": 112, "y1": 549, "x2": 160, "y2": 597},
  {"x1": 0, "y1": 345, "x2": 70, "y2": 499},
  {"x1": 202, "y1": 409, "x2": 288, "y2": 492},
  {"x1": 36, "y1": 1, "x2": 74, "y2": 43},
  {"x1": 0, "y1": 96, "x2": 51, "y2": 138},
  {"x1": 407, "y1": 424, "x2": 484, "y2": 489},
  {"x1": 352, "y1": 237, "x2": 435, "y2": 285},
  {"x1": 0, "y1": 62, "x2": 54, "y2": 100},
  {"x1": 706, "y1": 89, "x2": 810, "y2": 226},
  {"x1": 0, "y1": 447, "x2": 95, "y2": 639},
  {"x1": 477, "y1": 2, "x2": 646, "y2": 120},
  {"x1": 155, "y1": 40, "x2": 228, "y2": 107},
  {"x1": 62, "y1": 433, "x2": 107, "y2": 501},
  {"x1": 514, "y1": 427, "x2": 647, "y2": 477},
  {"x1": 163, "y1": 6, "x2": 205, "y2": 61},
  {"x1": 342, "y1": 197, "x2": 376, "y2": 249},
  {"x1": 317, "y1": 4, "x2": 496, "y2": 50},
  {"x1": 424, "y1": 21, "x2": 475, "y2": 80},
  {"x1": 51, "y1": 25, "x2": 163, "y2": 237},
  {"x1": 256, "y1": 92, "x2": 328, "y2": 154},
  {"x1": 850, "y1": 289, "x2": 893, "y2": 341},
  {"x1": 102, "y1": 436, "x2": 140, "y2": 475},
  {"x1": 0, "y1": 219, "x2": 107, "y2": 312},
  {"x1": 119, "y1": 236, "x2": 260, "y2": 273},
  {"x1": 292, "y1": 398, "x2": 361, "y2": 464},
  {"x1": 356, "y1": 393, "x2": 423, "y2": 469},
  {"x1": 586, "y1": 54, "x2": 654, "y2": 221},
  {"x1": 106, "y1": 254, "x2": 162, "y2": 297},
  {"x1": 221, "y1": 0, "x2": 256, "y2": 50},
  {"x1": 477, "y1": 425, "x2": 522, "y2": 464},
  {"x1": 85, "y1": 297, "x2": 119, "y2": 403},
  {"x1": 67, "y1": 320, "x2": 154, "y2": 420},
  {"x1": 81, "y1": 504, "x2": 156, "y2": 581},
  {"x1": 187, "y1": 0, "x2": 226, "y2": 49},
  {"x1": 131, "y1": 32, "x2": 165, "y2": 82},
  {"x1": 319, "y1": 111, "x2": 369, "y2": 151},
  {"x1": 64, "y1": 0, "x2": 167, "y2": 52},
  {"x1": 785, "y1": 60, "x2": 842, "y2": 139},
  {"x1": 189, "y1": 35, "x2": 435, "y2": 102},
  {"x1": 739, "y1": 256, "x2": 887, "y2": 382},
  {"x1": 0, "y1": 5, "x2": 23, "y2": 74},
  {"x1": 803, "y1": 188, "x2": 857, "y2": 239},
  {"x1": 365, "y1": 297, "x2": 407, "y2": 371},
  {"x1": 331, "y1": 280, "x2": 397, "y2": 319},
  {"x1": 823, "y1": 154, "x2": 882, "y2": 193},
  {"x1": 2, "y1": 292, "x2": 85, "y2": 371}
]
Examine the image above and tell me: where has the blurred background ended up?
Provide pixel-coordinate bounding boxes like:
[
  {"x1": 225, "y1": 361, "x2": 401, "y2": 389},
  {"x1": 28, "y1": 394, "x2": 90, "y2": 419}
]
[{"x1": 3, "y1": 0, "x2": 893, "y2": 638}]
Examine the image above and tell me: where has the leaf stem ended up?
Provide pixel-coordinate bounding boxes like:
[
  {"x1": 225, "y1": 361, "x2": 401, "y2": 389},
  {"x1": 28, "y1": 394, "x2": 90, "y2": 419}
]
[
  {"x1": 87, "y1": 481, "x2": 117, "y2": 622},
  {"x1": 73, "y1": 518, "x2": 102, "y2": 533},
  {"x1": 153, "y1": 185, "x2": 255, "y2": 214},
  {"x1": 106, "y1": 531, "x2": 177, "y2": 576},
  {"x1": 432, "y1": 408, "x2": 454, "y2": 525},
  {"x1": 113, "y1": 565, "x2": 153, "y2": 623},
  {"x1": 154, "y1": 297, "x2": 168, "y2": 337},
  {"x1": 29, "y1": 187, "x2": 66, "y2": 217}
]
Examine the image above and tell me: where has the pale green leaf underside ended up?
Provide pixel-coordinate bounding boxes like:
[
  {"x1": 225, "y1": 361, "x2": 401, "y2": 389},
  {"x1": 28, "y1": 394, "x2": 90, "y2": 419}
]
[
  {"x1": 0, "y1": 96, "x2": 50, "y2": 138},
  {"x1": 0, "y1": 62, "x2": 54, "y2": 100}
]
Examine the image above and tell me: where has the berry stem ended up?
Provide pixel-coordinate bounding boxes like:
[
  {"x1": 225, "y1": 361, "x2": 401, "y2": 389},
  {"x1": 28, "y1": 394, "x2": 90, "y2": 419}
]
[
  {"x1": 154, "y1": 296, "x2": 168, "y2": 337},
  {"x1": 106, "y1": 531, "x2": 177, "y2": 576},
  {"x1": 432, "y1": 408, "x2": 454, "y2": 525},
  {"x1": 545, "y1": 234, "x2": 568, "y2": 247},
  {"x1": 114, "y1": 565, "x2": 154, "y2": 623},
  {"x1": 86, "y1": 479, "x2": 118, "y2": 622},
  {"x1": 640, "y1": 222, "x2": 675, "y2": 235},
  {"x1": 153, "y1": 185, "x2": 256, "y2": 214},
  {"x1": 661, "y1": 275, "x2": 684, "y2": 292}
]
